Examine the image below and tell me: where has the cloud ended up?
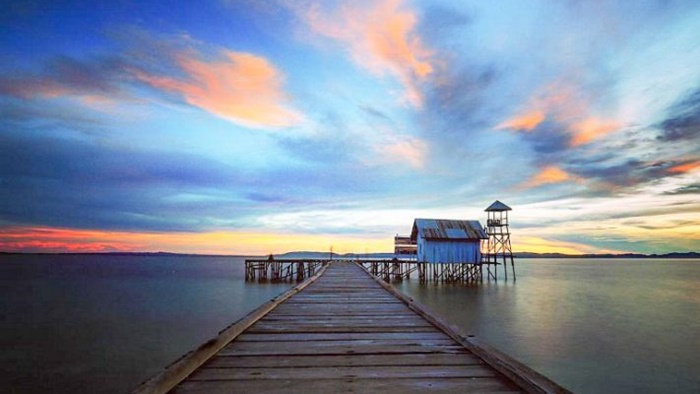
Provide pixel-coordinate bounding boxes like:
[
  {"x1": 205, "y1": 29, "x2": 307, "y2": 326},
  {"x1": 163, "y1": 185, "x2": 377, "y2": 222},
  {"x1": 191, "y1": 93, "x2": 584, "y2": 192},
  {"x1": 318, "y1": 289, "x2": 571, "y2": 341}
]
[
  {"x1": 0, "y1": 132, "x2": 249, "y2": 232},
  {"x1": 0, "y1": 55, "x2": 128, "y2": 106},
  {"x1": 495, "y1": 80, "x2": 622, "y2": 147},
  {"x1": 135, "y1": 49, "x2": 303, "y2": 129},
  {"x1": 569, "y1": 117, "x2": 622, "y2": 147},
  {"x1": 0, "y1": 28, "x2": 304, "y2": 129},
  {"x1": 664, "y1": 183, "x2": 700, "y2": 195},
  {"x1": 0, "y1": 126, "x2": 410, "y2": 234},
  {"x1": 668, "y1": 160, "x2": 700, "y2": 174},
  {"x1": 519, "y1": 166, "x2": 575, "y2": 189},
  {"x1": 570, "y1": 159, "x2": 645, "y2": 188},
  {"x1": 294, "y1": 0, "x2": 434, "y2": 107},
  {"x1": 495, "y1": 111, "x2": 545, "y2": 131},
  {"x1": 420, "y1": 5, "x2": 472, "y2": 34},
  {"x1": 421, "y1": 65, "x2": 496, "y2": 133},
  {"x1": 657, "y1": 86, "x2": 700, "y2": 142},
  {"x1": 519, "y1": 121, "x2": 571, "y2": 155},
  {"x1": 380, "y1": 136, "x2": 428, "y2": 169}
]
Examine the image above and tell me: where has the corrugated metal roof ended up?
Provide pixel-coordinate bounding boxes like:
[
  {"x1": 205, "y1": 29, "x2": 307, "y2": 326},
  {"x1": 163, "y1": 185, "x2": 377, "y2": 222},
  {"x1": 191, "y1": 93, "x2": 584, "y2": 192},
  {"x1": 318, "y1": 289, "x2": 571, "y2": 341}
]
[
  {"x1": 410, "y1": 219, "x2": 487, "y2": 241},
  {"x1": 485, "y1": 200, "x2": 512, "y2": 212}
]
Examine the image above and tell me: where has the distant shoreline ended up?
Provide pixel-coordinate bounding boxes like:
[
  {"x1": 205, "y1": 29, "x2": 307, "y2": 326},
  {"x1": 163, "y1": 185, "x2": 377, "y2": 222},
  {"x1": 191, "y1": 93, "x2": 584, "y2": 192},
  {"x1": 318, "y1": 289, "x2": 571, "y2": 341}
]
[{"x1": 1, "y1": 251, "x2": 699, "y2": 259}]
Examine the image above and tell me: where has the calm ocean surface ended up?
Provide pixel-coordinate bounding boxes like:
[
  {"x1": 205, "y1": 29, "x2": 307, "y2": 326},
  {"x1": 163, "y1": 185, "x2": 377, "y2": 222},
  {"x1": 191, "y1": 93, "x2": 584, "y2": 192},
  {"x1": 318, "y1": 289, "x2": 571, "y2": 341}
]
[{"x1": 1, "y1": 255, "x2": 699, "y2": 393}]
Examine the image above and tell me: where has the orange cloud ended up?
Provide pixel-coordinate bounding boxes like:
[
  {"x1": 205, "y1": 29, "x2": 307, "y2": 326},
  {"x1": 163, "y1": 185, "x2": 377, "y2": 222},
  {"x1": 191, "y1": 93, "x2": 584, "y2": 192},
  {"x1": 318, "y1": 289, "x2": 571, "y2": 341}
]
[
  {"x1": 520, "y1": 166, "x2": 574, "y2": 189},
  {"x1": 570, "y1": 117, "x2": 621, "y2": 147},
  {"x1": 668, "y1": 160, "x2": 700, "y2": 174},
  {"x1": 136, "y1": 50, "x2": 303, "y2": 129},
  {"x1": 298, "y1": 0, "x2": 434, "y2": 107},
  {"x1": 495, "y1": 111, "x2": 545, "y2": 131}
]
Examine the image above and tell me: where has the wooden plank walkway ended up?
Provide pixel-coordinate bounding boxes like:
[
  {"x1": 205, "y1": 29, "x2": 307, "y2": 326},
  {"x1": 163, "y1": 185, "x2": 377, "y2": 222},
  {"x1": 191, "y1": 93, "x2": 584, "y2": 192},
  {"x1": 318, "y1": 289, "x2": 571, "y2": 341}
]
[{"x1": 134, "y1": 261, "x2": 570, "y2": 394}]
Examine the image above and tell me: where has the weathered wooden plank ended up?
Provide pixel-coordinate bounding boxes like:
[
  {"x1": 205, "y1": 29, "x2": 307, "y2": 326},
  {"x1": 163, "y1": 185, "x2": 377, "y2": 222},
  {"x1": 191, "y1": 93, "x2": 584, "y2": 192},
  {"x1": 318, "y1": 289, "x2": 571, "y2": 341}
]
[
  {"x1": 205, "y1": 353, "x2": 482, "y2": 368},
  {"x1": 267, "y1": 312, "x2": 419, "y2": 318},
  {"x1": 282, "y1": 300, "x2": 403, "y2": 304},
  {"x1": 245, "y1": 326, "x2": 439, "y2": 334},
  {"x1": 228, "y1": 338, "x2": 456, "y2": 348},
  {"x1": 274, "y1": 304, "x2": 410, "y2": 311},
  {"x1": 257, "y1": 317, "x2": 431, "y2": 325},
  {"x1": 220, "y1": 340, "x2": 462, "y2": 356},
  {"x1": 189, "y1": 365, "x2": 498, "y2": 381},
  {"x1": 218, "y1": 343, "x2": 469, "y2": 356},
  {"x1": 235, "y1": 331, "x2": 452, "y2": 342},
  {"x1": 291, "y1": 292, "x2": 394, "y2": 296},
  {"x1": 269, "y1": 311, "x2": 413, "y2": 317},
  {"x1": 172, "y1": 377, "x2": 521, "y2": 394},
  {"x1": 261, "y1": 313, "x2": 422, "y2": 320},
  {"x1": 273, "y1": 304, "x2": 412, "y2": 309},
  {"x1": 252, "y1": 318, "x2": 434, "y2": 326}
]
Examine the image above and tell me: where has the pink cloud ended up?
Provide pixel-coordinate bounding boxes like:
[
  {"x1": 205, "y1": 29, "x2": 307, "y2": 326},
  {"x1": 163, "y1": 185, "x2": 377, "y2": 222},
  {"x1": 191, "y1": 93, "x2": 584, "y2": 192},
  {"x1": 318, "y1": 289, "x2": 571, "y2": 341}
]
[
  {"x1": 135, "y1": 50, "x2": 303, "y2": 129},
  {"x1": 296, "y1": 0, "x2": 434, "y2": 107}
]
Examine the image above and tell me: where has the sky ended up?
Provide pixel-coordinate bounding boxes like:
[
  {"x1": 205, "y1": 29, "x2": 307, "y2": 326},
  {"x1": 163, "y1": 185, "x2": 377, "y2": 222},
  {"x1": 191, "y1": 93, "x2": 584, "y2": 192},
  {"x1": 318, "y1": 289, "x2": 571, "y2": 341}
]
[{"x1": 1, "y1": 0, "x2": 699, "y2": 255}]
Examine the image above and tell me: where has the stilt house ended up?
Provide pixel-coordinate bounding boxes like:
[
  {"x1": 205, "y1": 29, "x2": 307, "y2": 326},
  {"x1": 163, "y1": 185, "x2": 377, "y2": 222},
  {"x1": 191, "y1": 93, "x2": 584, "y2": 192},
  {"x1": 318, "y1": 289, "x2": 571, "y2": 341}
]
[{"x1": 410, "y1": 219, "x2": 488, "y2": 264}]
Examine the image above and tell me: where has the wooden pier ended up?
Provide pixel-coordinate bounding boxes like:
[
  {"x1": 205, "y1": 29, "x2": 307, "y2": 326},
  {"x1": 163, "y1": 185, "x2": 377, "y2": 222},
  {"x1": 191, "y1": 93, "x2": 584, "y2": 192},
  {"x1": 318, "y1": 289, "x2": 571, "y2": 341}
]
[
  {"x1": 134, "y1": 261, "x2": 569, "y2": 393},
  {"x1": 244, "y1": 257, "x2": 326, "y2": 282},
  {"x1": 358, "y1": 259, "x2": 500, "y2": 283},
  {"x1": 245, "y1": 258, "x2": 502, "y2": 284}
]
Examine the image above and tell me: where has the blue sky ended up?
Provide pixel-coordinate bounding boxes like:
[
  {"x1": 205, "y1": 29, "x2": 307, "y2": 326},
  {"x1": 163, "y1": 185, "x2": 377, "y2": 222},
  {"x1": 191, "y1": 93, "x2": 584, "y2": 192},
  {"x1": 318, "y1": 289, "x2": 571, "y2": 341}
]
[{"x1": 1, "y1": 0, "x2": 699, "y2": 254}]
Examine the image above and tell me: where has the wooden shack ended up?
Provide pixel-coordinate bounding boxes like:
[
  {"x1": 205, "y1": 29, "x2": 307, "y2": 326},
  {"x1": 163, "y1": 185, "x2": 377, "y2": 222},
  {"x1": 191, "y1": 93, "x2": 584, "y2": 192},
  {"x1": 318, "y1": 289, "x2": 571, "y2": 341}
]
[
  {"x1": 410, "y1": 219, "x2": 487, "y2": 264},
  {"x1": 393, "y1": 235, "x2": 417, "y2": 255}
]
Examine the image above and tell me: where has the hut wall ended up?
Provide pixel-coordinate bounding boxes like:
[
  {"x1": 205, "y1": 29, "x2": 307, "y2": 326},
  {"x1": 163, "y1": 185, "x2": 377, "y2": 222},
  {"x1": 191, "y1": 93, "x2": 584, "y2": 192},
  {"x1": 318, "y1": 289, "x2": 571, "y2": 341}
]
[{"x1": 417, "y1": 238, "x2": 482, "y2": 264}]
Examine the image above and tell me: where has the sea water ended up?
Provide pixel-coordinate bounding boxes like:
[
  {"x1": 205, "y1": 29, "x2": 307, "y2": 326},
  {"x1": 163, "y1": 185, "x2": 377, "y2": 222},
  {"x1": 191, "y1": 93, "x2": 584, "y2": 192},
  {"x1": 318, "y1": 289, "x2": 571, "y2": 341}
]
[
  {"x1": 1, "y1": 255, "x2": 699, "y2": 393},
  {"x1": 0, "y1": 254, "x2": 289, "y2": 394},
  {"x1": 395, "y1": 258, "x2": 700, "y2": 393}
]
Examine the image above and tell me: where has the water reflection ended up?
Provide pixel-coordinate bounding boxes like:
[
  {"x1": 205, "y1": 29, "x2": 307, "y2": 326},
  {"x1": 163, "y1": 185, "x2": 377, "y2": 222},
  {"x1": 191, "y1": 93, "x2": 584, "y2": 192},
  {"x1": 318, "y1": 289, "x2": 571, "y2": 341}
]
[
  {"x1": 0, "y1": 255, "x2": 292, "y2": 394},
  {"x1": 394, "y1": 259, "x2": 700, "y2": 394}
]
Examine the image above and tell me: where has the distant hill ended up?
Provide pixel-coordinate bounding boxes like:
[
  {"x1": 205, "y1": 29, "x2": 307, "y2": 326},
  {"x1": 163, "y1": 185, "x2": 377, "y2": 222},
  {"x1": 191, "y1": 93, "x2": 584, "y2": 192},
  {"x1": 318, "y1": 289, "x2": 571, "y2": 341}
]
[
  {"x1": 275, "y1": 251, "x2": 395, "y2": 259},
  {"x1": 514, "y1": 251, "x2": 700, "y2": 259}
]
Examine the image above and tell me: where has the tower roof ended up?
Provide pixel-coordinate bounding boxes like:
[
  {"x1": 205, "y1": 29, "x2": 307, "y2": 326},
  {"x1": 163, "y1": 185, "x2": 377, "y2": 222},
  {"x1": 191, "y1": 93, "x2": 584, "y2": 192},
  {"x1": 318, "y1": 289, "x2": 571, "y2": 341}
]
[{"x1": 485, "y1": 200, "x2": 511, "y2": 212}]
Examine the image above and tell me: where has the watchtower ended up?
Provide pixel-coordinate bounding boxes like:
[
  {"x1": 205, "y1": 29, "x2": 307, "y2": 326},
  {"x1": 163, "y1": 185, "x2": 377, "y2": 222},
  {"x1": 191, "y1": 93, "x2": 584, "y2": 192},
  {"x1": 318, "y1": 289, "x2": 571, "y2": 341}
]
[{"x1": 484, "y1": 200, "x2": 515, "y2": 280}]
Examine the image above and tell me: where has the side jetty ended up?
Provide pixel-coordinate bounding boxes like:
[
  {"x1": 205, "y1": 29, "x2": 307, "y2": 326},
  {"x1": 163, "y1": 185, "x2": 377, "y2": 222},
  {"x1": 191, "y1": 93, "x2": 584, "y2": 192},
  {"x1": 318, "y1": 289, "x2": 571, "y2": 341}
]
[{"x1": 133, "y1": 261, "x2": 570, "y2": 393}]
